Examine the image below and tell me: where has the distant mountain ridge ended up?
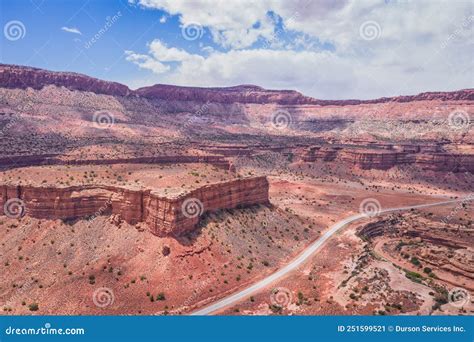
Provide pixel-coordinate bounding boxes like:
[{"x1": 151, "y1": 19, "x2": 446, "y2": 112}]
[{"x1": 1, "y1": 63, "x2": 473, "y2": 105}]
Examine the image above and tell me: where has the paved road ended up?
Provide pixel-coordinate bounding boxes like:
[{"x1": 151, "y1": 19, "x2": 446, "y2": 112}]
[{"x1": 191, "y1": 198, "x2": 467, "y2": 315}]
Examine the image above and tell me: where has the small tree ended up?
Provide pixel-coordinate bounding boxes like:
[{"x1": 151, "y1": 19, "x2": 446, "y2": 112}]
[
  {"x1": 297, "y1": 291, "x2": 304, "y2": 305},
  {"x1": 28, "y1": 303, "x2": 39, "y2": 311}
]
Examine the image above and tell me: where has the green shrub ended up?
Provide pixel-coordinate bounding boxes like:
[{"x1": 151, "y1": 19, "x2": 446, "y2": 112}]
[
  {"x1": 297, "y1": 291, "x2": 304, "y2": 305},
  {"x1": 405, "y1": 270, "x2": 423, "y2": 283},
  {"x1": 269, "y1": 304, "x2": 282, "y2": 314},
  {"x1": 28, "y1": 303, "x2": 39, "y2": 311}
]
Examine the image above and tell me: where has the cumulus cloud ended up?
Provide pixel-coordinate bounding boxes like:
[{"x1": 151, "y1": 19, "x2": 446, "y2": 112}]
[
  {"x1": 126, "y1": 0, "x2": 474, "y2": 99},
  {"x1": 61, "y1": 26, "x2": 82, "y2": 35},
  {"x1": 132, "y1": 0, "x2": 276, "y2": 49},
  {"x1": 126, "y1": 39, "x2": 357, "y2": 99},
  {"x1": 132, "y1": 0, "x2": 472, "y2": 50},
  {"x1": 125, "y1": 50, "x2": 170, "y2": 74}
]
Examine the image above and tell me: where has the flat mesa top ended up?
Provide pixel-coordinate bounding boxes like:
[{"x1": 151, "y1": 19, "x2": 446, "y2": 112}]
[{"x1": 0, "y1": 163, "x2": 234, "y2": 196}]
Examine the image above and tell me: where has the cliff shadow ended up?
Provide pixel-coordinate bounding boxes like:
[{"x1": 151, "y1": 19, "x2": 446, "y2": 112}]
[{"x1": 175, "y1": 203, "x2": 275, "y2": 246}]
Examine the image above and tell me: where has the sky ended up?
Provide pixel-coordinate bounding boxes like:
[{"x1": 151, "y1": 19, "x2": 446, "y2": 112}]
[{"x1": 0, "y1": 0, "x2": 473, "y2": 99}]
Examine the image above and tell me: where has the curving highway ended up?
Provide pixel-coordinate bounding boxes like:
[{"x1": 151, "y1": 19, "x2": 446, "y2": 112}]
[{"x1": 191, "y1": 198, "x2": 467, "y2": 315}]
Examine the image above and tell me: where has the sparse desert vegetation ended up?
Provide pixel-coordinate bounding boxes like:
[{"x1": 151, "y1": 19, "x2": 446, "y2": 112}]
[{"x1": 0, "y1": 64, "x2": 472, "y2": 316}]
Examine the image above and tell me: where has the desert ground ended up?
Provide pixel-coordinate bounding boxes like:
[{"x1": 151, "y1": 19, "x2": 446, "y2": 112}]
[{"x1": 0, "y1": 64, "x2": 472, "y2": 315}]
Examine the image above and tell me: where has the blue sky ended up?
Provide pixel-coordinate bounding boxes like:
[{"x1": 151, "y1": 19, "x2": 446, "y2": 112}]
[
  {"x1": 1, "y1": 0, "x2": 473, "y2": 99},
  {"x1": 0, "y1": 0, "x2": 184, "y2": 87}
]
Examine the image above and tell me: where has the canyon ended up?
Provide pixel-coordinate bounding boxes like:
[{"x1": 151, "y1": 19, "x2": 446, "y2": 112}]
[
  {"x1": 357, "y1": 211, "x2": 473, "y2": 292},
  {"x1": 0, "y1": 64, "x2": 472, "y2": 316}
]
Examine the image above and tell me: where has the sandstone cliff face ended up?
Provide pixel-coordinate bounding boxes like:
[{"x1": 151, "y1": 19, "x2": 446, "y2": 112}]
[
  {"x1": 0, "y1": 64, "x2": 130, "y2": 96},
  {"x1": 1, "y1": 185, "x2": 141, "y2": 222},
  {"x1": 0, "y1": 177, "x2": 269, "y2": 237},
  {"x1": 338, "y1": 150, "x2": 414, "y2": 170},
  {"x1": 414, "y1": 153, "x2": 474, "y2": 172},
  {"x1": 357, "y1": 219, "x2": 399, "y2": 239},
  {"x1": 145, "y1": 176, "x2": 269, "y2": 236},
  {"x1": 301, "y1": 146, "x2": 342, "y2": 162},
  {"x1": 134, "y1": 84, "x2": 315, "y2": 105},
  {"x1": 327, "y1": 89, "x2": 474, "y2": 105},
  {"x1": 1, "y1": 64, "x2": 473, "y2": 105},
  {"x1": 300, "y1": 146, "x2": 474, "y2": 172}
]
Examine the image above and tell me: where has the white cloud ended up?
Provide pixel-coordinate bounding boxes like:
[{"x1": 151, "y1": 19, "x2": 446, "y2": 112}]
[
  {"x1": 61, "y1": 26, "x2": 82, "y2": 35},
  {"x1": 132, "y1": 0, "x2": 473, "y2": 52},
  {"x1": 126, "y1": 39, "x2": 357, "y2": 99},
  {"x1": 132, "y1": 0, "x2": 276, "y2": 49},
  {"x1": 126, "y1": 0, "x2": 474, "y2": 99},
  {"x1": 125, "y1": 50, "x2": 170, "y2": 74},
  {"x1": 200, "y1": 45, "x2": 214, "y2": 54},
  {"x1": 159, "y1": 15, "x2": 167, "y2": 23}
]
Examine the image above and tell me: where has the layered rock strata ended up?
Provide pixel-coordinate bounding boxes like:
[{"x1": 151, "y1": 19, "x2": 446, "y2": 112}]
[
  {"x1": 0, "y1": 64, "x2": 130, "y2": 96},
  {"x1": 0, "y1": 155, "x2": 234, "y2": 172},
  {"x1": 301, "y1": 146, "x2": 474, "y2": 172},
  {"x1": 0, "y1": 177, "x2": 269, "y2": 237},
  {"x1": 2, "y1": 64, "x2": 473, "y2": 105}
]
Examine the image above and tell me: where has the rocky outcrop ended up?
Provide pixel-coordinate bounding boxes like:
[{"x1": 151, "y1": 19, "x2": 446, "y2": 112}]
[
  {"x1": 149, "y1": 176, "x2": 270, "y2": 236},
  {"x1": 134, "y1": 84, "x2": 315, "y2": 105},
  {"x1": 0, "y1": 64, "x2": 131, "y2": 96},
  {"x1": 358, "y1": 216, "x2": 473, "y2": 250},
  {"x1": 338, "y1": 150, "x2": 414, "y2": 170},
  {"x1": 0, "y1": 177, "x2": 270, "y2": 237},
  {"x1": 414, "y1": 153, "x2": 474, "y2": 172},
  {"x1": 301, "y1": 145, "x2": 474, "y2": 172},
  {"x1": 325, "y1": 89, "x2": 474, "y2": 105},
  {"x1": 2, "y1": 64, "x2": 473, "y2": 105},
  {"x1": 301, "y1": 146, "x2": 341, "y2": 162},
  {"x1": 0, "y1": 155, "x2": 234, "y2": 172},
  {"x1": 357, "y1": 219, "x2": 399, "y2": 239}
]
